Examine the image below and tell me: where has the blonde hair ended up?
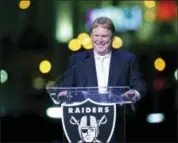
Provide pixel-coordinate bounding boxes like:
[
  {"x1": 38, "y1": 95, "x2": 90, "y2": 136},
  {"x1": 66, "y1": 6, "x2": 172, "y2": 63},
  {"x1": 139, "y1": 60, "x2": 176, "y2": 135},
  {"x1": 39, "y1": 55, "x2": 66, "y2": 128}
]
[{"x1": 90, "y1": 17, "x2": 116, "y2": 36}]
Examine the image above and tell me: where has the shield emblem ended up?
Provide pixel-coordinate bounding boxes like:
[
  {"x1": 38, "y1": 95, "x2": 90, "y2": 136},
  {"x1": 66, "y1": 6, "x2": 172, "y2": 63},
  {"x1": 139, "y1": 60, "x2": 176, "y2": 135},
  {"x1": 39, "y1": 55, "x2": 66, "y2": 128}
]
[{"x1": 61, "y1": 98, "x2": 116, "y2": 143}]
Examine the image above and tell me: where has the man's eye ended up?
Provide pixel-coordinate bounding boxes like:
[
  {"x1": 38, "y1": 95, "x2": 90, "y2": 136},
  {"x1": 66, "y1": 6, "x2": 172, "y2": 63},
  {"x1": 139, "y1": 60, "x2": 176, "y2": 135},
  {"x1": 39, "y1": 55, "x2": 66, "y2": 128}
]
[
  {"x1": 81, "y1": 129, "x2": 88, "y2": 133},
  {"x1": 89, "y1": 129, "x2": 95, "y2": 132}
]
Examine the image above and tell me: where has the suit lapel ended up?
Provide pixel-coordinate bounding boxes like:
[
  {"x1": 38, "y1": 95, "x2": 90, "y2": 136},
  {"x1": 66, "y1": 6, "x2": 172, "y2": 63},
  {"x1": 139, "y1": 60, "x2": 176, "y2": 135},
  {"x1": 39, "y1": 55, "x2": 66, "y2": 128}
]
[
  {"x1": 84, "y1": 50, "x2": 98, "y2": 86},
  {"x1": 108, "y1": 51, "x2": 124, "y2": 86},
  {"x1": 84, "y1": 50, "x2": 125, "y2": 87}
]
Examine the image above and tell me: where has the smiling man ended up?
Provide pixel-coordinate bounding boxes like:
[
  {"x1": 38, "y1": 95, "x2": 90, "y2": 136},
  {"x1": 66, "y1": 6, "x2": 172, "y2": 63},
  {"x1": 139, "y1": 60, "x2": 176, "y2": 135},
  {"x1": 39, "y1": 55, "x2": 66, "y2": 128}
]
[
  {"x1": 58, "y1": 16, "x2": 146, "y2": 100},
  {"x1": 56, "y1": 17, "x2": 147, "y2": 142},
  {"x1": 91, "y1": 21, "x2": 113, "y2": 56}
]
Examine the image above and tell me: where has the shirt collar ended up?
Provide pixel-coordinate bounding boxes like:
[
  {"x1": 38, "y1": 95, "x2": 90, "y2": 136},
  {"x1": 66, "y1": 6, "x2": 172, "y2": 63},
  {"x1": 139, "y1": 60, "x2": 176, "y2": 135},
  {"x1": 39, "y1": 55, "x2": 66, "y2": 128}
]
[{"x1": 94, "y1": 51, "x2": 112, "y2": 60}]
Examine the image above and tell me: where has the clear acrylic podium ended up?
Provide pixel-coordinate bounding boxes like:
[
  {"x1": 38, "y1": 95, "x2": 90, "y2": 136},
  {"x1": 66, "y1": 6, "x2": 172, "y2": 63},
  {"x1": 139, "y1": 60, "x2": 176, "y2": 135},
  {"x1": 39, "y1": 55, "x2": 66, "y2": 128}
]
[{"x1": 46, "y1": 86, "x2": 135, "y2": 143}]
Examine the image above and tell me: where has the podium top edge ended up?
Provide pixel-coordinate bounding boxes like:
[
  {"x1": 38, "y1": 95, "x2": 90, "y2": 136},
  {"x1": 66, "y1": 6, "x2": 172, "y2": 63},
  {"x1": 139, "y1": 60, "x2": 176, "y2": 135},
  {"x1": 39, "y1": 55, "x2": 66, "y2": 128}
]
[{"x1": 46, "y1": 86, "x2": 130, "y2": 90}]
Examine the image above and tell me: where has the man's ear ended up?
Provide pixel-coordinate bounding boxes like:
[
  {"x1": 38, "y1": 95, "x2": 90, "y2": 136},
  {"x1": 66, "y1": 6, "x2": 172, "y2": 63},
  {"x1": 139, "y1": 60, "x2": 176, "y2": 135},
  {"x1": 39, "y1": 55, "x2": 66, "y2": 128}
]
[{"x1": 111, "y1": 35, "x2": 115, "y2": 42}]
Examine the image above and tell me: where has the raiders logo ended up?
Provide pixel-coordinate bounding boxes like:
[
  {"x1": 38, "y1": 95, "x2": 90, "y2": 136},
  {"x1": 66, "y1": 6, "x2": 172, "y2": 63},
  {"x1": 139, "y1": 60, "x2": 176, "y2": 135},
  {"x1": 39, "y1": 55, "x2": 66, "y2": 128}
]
[{"x1": 61, "y1": 98, "x2": 116, "y2": 143}]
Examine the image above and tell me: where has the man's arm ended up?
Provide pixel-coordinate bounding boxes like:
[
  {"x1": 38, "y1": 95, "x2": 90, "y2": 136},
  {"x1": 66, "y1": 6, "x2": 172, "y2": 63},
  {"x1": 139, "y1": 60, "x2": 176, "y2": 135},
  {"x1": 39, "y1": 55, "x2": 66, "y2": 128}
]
[
  {"x1": 55, "y1": 55, "x2": 76, "y2": 87},
  {"x1": 121, "y1": 54, "x2": 147, "y2": 101},
  {"x1": 68, "y1": 55, "x2": 76, "y2": 68},
  {"x1": 54, "y1": 55, "x2": 77, "y2": 99},
  {"x1": 129, "y1": 55, "x2": 147, "y2": 99}
]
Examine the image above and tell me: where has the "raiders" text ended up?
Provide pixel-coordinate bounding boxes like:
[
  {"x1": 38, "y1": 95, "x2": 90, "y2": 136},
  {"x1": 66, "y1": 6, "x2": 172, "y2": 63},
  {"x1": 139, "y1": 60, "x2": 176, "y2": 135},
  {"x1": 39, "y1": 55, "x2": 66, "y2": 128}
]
[{"x1": 68, "y1": 107, "x2": 109, "y2": 114}]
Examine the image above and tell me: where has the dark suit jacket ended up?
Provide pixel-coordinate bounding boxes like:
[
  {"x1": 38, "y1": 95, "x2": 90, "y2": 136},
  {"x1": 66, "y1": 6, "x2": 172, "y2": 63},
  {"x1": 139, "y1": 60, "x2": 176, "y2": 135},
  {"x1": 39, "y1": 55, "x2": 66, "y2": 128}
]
[
  {"x1": 58, "y1": 49, "x2": 147, "y2": 142},
  {"x1": 58, "y1": 49, "x2": 147, "y2": 98}
]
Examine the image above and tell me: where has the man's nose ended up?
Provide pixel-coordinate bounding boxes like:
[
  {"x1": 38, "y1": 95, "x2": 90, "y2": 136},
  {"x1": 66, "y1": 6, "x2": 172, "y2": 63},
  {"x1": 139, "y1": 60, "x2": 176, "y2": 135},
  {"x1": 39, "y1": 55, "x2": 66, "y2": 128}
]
[
  {"x1": 87, "y1": 129, "x2": 90, "y2": 135},
  {"x1": 97, "y1": 37, "x2": 103, "y2": 43}
]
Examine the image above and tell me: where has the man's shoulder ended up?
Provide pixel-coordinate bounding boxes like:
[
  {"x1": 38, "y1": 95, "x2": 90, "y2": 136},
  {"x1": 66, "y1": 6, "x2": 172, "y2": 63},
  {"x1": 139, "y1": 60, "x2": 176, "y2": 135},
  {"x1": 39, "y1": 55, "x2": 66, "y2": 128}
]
[
  {"x1": 113, "y1": 49, "x2": 136, "y2": 59},
  {"x1": 70, "y1": 51, "x2": 89, "y2": 58},
  {"x1": 68, "y1": 50, "x2": 91, "y2": 64}
]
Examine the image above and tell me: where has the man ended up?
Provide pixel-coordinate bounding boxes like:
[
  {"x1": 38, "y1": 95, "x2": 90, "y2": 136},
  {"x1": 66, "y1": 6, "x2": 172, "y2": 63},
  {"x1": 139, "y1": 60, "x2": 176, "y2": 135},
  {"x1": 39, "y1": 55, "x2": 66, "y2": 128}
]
[
  {"x1": 56, "y1": 17, "x2": 147, "y2": 142},
  {"x1": 58, "y1": 16, "x2": 146, "y2": 99}
]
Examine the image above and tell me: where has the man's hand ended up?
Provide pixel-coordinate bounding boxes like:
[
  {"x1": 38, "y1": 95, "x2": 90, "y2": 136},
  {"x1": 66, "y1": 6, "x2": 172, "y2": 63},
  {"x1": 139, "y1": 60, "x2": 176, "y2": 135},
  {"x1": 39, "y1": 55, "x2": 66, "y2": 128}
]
[
  {"x1": 121, "y1": 89, "x2": 140, "y2": 101},
  {"x1": 58, "y1": 90, "x2": 68, "y2": 97},
  {"x1": 56, "y1": 90, "x2": 68, "y2": 103}
]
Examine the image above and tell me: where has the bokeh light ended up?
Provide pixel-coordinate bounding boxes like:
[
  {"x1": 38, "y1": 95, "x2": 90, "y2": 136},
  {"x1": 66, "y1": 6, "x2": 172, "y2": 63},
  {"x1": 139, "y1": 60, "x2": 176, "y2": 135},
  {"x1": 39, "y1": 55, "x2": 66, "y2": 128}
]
[
  {"x1": 144, "y1": 1, "x2": 156, "y2": 8},
  {"x1": 19, "y1": 0, "x2": 31, "y2": 10},
  {"x1": 0, "y1": 69, "x2": 8, "y2": 83},
  {"x1": 39, "y1": 60, "x2": 52, "y2": 74},
  {"x1": 112, "y1": 36, "x2": 123, "y2": 49},
  {"x1": 144, "y1": 10, "x2": 156, "y2": 22},
  {"x1": 46, "y1": 80, "x2": 56, "y2": 88},
  {"x1": 153, "y1": 78, "x2": 165, "y2": 90},
  {"x1": 154, "y1": 57, "x2": 166, "y2": 71},
  {"x1": 32, "y1": 76, "x2": 46, "y2": 90},
  {"x1": 174, "y1": 69, "x2": 178, "y2": 80},
  {"x1": 77, "y1": 33, "x2": 90, "y2": 43},
  {"x1": 46, "y1": 107, "x2": 62, "y2": 119},
  {"x1": 68, "y1": 39, "x2": 82, "y2": 51},
  {"x1": 147, "y1": 113, "x2": 165, "y2": 123},
  {"x1": 82, "y1": 37, "x2": 93, "y2": 50}
]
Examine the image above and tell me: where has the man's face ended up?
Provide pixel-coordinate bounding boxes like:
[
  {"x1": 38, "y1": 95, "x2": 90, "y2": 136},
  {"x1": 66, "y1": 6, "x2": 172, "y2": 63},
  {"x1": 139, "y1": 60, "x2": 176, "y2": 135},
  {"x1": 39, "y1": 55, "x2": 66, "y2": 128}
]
[
  {"x1": 81, "y1": 126, "x2": 96, "y2": 142},
  {"x1": 91, "y1": 26, "x2": 113, "y2": 55}
]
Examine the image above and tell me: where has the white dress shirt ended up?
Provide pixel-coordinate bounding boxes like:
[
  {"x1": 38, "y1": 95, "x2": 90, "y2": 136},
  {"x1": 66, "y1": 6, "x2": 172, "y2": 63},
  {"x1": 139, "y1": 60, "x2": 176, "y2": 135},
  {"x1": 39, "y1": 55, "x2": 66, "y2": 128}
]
[
  {"x1": 94, "y1": 51, "x2": 140, "y2": 99},
  {"x1": 94, "y1": 51, "x2": 111, "y2": 93}
]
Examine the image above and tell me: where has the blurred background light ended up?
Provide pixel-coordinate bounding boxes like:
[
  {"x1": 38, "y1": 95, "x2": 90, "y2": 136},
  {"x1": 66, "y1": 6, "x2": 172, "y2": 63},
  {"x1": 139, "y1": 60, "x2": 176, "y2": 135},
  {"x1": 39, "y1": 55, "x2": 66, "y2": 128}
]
[
  {"x1": 156, "y1": 1, "x2": 177, "y2": 21},
  {"x1": 0, "y1": 69, "x2": 8, "y2": 83},
  {"x1": 112, "y1": 36, "x2": 123, "y2": 49},
  {"x1": 46, "y1": 80, "x2": 56, "y2": 88},
  {"x1": 144, "y1": 1, "x2": 156, "y2": 8},
  {"x1": 144, "y1": 10, "x2": 156, "y2": 22},
  {"x1": 77, "y1": 33, "x2": 93, "y2": 50},
  {"x1": 82, "y1": 37, "x2": 93, "y2": 50},
  {"x1": 46, "y1": 107, "x2": 62, "y2": 119},
  {"x1": 77, "y1": 33, "x2": 90, "y2": 43},
  {"x1": 32, "y1": 76, "x2": 46, "y2": 90},
  {"x1": 86, "y1": 6, "x2": 142, "y2": 33},
  {"x1": 153, "y1": 78, "x2": 165, "y2": 90},
  {"x1": 154, "y1": 57, "x2": 166, "y2": 71},
  {"x1": 55, "y1": 1, "x2": 73, "y2": 42},
  {"x1": 39, "y1": 60, "x2": 52, "y2": 74},
  {"x1": 147, "y1": 113, "x2": 165, "y2": 123},
  {"x1": 174, "y1": 69, "x2": 178, "y2": 80},
  {"x1": 19, "y1": 0, "x2": 31, "y2": 10},
  {"x1": 68, "y1": 39, "x2": 81, "y2": 51}
]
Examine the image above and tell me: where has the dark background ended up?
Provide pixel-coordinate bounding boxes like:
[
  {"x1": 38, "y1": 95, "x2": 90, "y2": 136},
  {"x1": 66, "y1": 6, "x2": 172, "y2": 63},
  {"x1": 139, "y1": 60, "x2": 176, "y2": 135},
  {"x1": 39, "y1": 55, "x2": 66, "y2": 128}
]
[{"x1": 0, "y1": 0, "x2": 177, "y2": 142}]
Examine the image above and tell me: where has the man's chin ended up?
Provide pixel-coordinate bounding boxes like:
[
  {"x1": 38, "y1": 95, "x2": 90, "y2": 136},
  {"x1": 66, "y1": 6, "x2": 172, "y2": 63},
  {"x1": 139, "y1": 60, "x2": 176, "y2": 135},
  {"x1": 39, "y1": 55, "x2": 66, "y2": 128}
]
[
  {"x1": 84, "y1": 139, "x2": 93, "y2": 142},
  {"x1": 94, "y1": 47, "x2": 110, "y2": 54},
  {"x1": 96, "y1": 49, "x2": 106, "y2": 54},
  {"x1": 84, "y1": 137, "x2": 93, "y2": 142}
]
